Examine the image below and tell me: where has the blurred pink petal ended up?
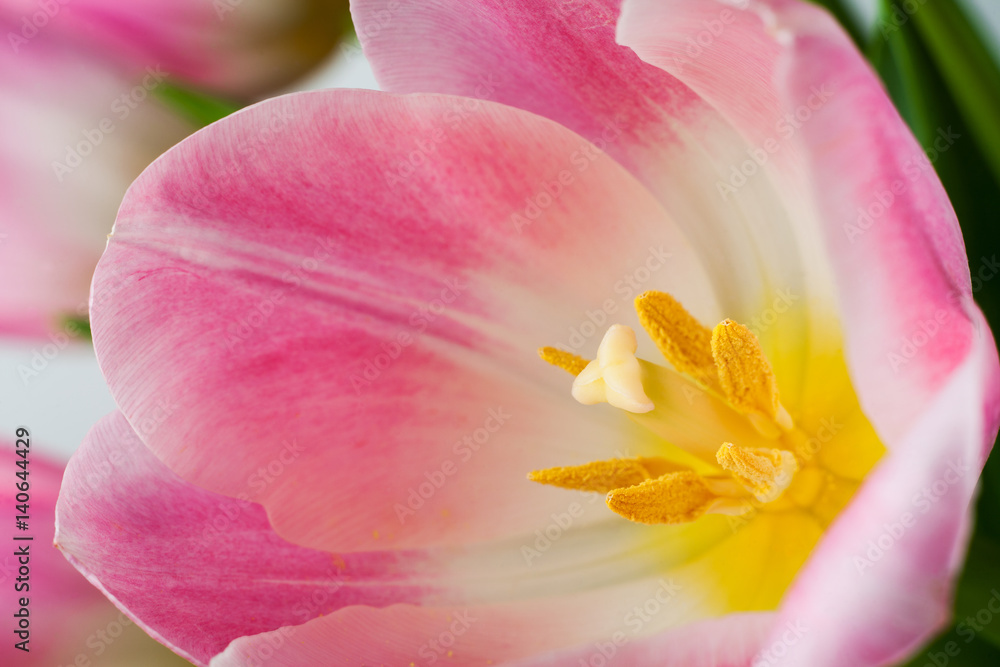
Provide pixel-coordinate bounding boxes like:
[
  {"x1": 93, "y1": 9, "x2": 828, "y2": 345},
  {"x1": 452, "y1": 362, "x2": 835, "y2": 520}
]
[
  {"x1": 1, "y1": 0, "x2": 349, "y2": 98},
  {"x1": 0, "y1": 24, "x2": 190, "y2": 338}
]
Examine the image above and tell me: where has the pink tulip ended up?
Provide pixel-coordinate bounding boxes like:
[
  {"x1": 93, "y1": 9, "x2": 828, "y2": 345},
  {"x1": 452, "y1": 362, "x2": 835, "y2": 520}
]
[
  {"x1": 1, "y1": 0, "x2": 348, "y2": 99},
  {"x1": 56, "y1": 1, "x2": 999, "y2": 665},
  {"x1": 0, "y1": 24, "x2": 191, "y2": 338},
  {"x1": 2, "y1": 442, "x2": 191, "y2": 665},
  {"x1": 0, "y1": 0, "x2": 348, "y2": 338}
]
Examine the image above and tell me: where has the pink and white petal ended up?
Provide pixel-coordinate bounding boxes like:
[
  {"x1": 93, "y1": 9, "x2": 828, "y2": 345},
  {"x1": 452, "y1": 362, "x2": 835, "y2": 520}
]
[
  {"x1": 1, "y1": 0, "x2": 345, "y2": 98},
  {"x1": 0, "y1": 23, "x2": 191, "y2": 338},
  {"x1": 0, "y1": 443, "x2": 114, "y2": 665},
  {"x1": 55, "y1": 415, "x2": 767, "y2": 665},
  {"x1": 763, "y1": 315, "x2": 1000, "y2": 667},
  {"x1": 55, "y1": 411, "x2": 452, "y2": 667},
  {"x1": 210, "y1": 583, "x2": 763, "y2": 667},
  {"x1": 508, "y1": 612, "x2": 774, "y2": 667},
  {"x1": 351, "y1": 0, "x2": 828, "y2": 343},
  {"x1": 92, "y1": 88, "x2": 714, "y2": 554},
  {"x1": 616, "y1": 0, "x2": 989, "y2": 445}
]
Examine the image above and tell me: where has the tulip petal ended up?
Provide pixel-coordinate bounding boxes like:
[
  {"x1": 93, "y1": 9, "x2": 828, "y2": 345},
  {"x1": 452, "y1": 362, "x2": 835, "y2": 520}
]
[
  {"x1": 210, "y1": 605, "x2": 771, "y2": 666},
  {"x1": 91, "y1": 88, "x2": 716, "y2": 554},
  {"x1": 507, "y1": 612, "x2": 774, "y2": 667},
  {"x1": 351, "y1": 0, "x2": 829, "y2": 337},
  {"x1": 615, "y1": 0, "x2": 983, "y2": 445},
  {"x1": 58, "y1": 416, "x2": 785, "y2": 665},
  {"x1": 0, "y1": 445, "x2": 112, "y2": 665},
  {"x1": 55, "y1": 411, "x2": 448, "y2": 666},
  {"x1": 762, "y1": 317, "x2": 999, "y2": 666},
  {"x1": 58, "y1": 415, "x2": 798, "y2": 665}
]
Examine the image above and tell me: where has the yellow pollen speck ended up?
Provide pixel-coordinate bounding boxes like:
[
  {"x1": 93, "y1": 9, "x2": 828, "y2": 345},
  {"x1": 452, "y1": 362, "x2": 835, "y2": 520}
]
[
  {"x1": 538, "y1": 347, "x2": 589, "y2": 375},
  {"x1": 716, "y1": 442, "x2": 798, "y2": 502},
  {"x1": 605, "y1": 471, "x2": 716, "y2": 524},
  {"x1": 711, "y1": 319, "x2": 792, "y2": 431},
  {"x1": 635, "y1": 291, "x2": 717, "y2": 383},
  {"x1": 527, "y1": 457, "x2": 689, "y2": 493}
]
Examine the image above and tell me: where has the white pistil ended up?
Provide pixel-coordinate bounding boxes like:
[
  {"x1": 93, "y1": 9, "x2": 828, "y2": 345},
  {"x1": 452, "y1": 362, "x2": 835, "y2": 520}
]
[{"x1": 572, "y1": 324, "x2": 654, "y2": 414}]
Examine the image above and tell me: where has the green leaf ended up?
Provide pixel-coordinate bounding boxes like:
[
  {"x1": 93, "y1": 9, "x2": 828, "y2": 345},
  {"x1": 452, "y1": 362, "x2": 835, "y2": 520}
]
[
  {"x1": 58, "y1": 314, "x2": 91, "y2": 342},
  {"x1": 954, "y1": 534, "x2": 1000, "y2": 649},
  {"x1": 867, "y1": 0, "x2": 1000, "y2": 334},
  {"x1": 153, "y1": 82, "x2": 242, "y2": 128},
  {"x1": 896, "y1": 537, "x2": 1000, "y2": 665},
  {"x1": 896, "y1": 625, "x2": 1000, "y2": 667},
  {"x1": 893, "y1": 0, "x2": 1000, "y2": 185}
]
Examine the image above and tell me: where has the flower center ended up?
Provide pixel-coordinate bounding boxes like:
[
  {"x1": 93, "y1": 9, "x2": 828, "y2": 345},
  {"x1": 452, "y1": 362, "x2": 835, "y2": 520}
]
[{"x1": 530, "y1": 290, "x2": 854, "y2": 526}]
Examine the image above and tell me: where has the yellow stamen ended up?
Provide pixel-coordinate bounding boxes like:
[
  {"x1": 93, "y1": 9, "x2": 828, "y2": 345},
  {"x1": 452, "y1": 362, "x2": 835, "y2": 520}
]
[
  {"x1": 605, "y1": 471, "x2": 717, "y2": 525},
  {"x1": 527, "y1": 457, "x2": 691, "y2": 493},
  {"x1": 715, "y1": 442, "x2": 798, "y2": 502},
  {"x1": 635, "y1": 291, "x2": 716, "y2": 384},
  {"x1": 711, "y1": 319, "x2": 793, "y2": 432},
  {"x1": 538, "y1": 347, "x2": 589, "y2": 376}
]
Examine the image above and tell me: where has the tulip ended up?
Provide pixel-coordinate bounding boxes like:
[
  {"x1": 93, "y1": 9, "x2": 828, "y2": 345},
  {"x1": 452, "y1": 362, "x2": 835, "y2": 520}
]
[
  {"x1": 0, "y1": 23, "x2": 191, "y2": 338},
  {"x1": 57, "y1": 1, "x2": 999, "y2": 665},
  {"x1": 0, "y1": 0, "x2": 349, "y2": 338},
  {"x1": 2, "y1": 0, "x2": 350, "y2": 100},
  {"x1": 1, "y1": 443, "x2": 191, "y2": 665}
]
